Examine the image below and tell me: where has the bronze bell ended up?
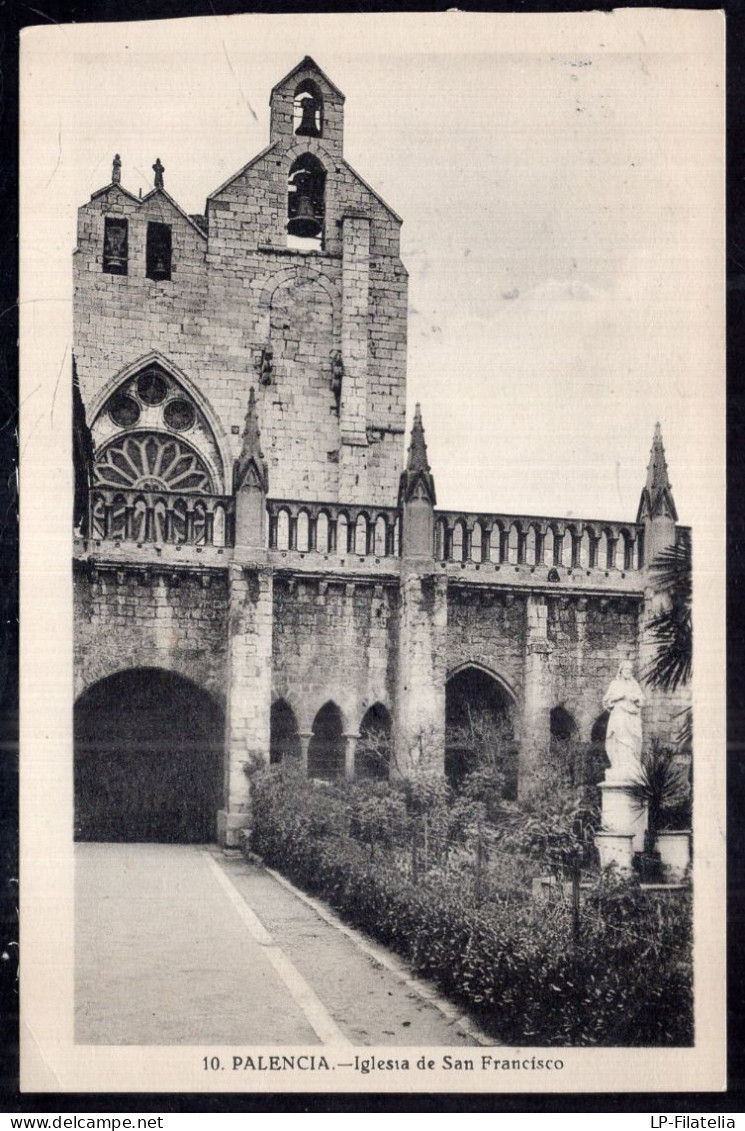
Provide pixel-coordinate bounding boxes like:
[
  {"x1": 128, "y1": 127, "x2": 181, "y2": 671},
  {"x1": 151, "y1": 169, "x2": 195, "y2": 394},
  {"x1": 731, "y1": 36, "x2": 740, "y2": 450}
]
[
  {"x1": 296, "y1": 95, "x2": 320, "y2": 137},
  {"x1": 104, "y1": 227, "x2": 127, "y2": 270},
  {"x1": 288, "y1": 180, "x2": 322, "y2": 239},
  {"x1": 150, "y1": 252, "x2": 169, "y2": 280}
]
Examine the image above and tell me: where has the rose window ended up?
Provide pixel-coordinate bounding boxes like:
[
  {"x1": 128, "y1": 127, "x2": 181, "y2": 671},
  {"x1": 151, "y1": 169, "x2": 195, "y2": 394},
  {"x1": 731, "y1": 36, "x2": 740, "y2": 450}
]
[
  {"x1": 94, "y1": 433, "x2": 212, "y2": 493},
  {"x1": 91, "y1": 434, "x2": 219, "y2": 544}
]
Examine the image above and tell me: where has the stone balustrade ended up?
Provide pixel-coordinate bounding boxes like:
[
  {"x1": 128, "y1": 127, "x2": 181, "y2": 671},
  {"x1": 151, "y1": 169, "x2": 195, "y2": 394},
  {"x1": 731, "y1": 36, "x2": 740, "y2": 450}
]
[
  {"x1": 89, "y1": 487, "x2": 235, "y2": 548},
  {"x1": 84, "y1": 491, "x2": 674, "y2": 583},
  {"x1": 266, "y1": 498, "x2": 401, "y2": 558},
  {"x1": 433, "y1": 510, "x2": 645, "y2": 573}
]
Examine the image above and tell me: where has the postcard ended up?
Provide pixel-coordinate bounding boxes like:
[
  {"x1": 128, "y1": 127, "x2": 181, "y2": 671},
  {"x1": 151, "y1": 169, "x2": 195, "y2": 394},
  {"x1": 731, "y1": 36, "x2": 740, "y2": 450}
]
[{"x1": 19, "y1": 9, "x2": 726, "y2": 1094}]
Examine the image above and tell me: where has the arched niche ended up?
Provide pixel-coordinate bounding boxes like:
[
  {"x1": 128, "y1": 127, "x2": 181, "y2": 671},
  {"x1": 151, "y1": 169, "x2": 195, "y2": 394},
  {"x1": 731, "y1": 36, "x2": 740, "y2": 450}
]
[
  {"x1": 287, "y1": 153, "x2": 326, "y2": 250},
  {"x1": 293, "y1": 79, "x2": 324, "y2": 138}
]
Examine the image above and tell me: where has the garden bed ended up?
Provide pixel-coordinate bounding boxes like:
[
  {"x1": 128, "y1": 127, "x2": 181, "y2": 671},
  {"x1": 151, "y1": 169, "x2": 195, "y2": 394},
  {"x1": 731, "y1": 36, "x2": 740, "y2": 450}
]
[{"x1": 245, "y1": 765, "x2": 693, "y2": 1046}]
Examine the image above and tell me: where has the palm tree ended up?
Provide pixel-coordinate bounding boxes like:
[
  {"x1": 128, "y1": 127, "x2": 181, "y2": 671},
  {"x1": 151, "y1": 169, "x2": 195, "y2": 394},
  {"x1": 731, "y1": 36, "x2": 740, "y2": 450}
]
[{"x1": 644, "y1": 529, "x2": 692, "y2": 748}]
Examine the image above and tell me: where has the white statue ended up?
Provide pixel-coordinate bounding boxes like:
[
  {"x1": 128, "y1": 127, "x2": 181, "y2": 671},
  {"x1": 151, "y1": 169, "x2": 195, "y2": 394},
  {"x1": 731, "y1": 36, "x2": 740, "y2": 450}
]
[{"x1": 602, "y1": 660, "x2": 645, "y2": 782}]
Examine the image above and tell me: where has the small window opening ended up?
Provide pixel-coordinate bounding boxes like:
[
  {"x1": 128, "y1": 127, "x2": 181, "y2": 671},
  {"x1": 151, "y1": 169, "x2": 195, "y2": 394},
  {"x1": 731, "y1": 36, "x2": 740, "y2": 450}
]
[
  {"x1": 287, "y1": 154, "x2": 325, "y2": 251},
  {"x1": 293, "y1": 81, "x2": 323, "y2": 138},
  {"x1": 103, "y1": 217, "x2": 128, "y2": 275},
  {"x1": 146, "y1": 222, "x2": 172, "y2": 281}
]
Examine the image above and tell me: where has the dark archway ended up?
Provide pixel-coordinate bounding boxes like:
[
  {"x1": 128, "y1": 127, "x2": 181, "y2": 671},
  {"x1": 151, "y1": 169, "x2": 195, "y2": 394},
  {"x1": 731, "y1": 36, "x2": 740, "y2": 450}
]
[
  {"x1": 583, "y1": 709, "x2": 611, "y2": 787},
  {"x1": 270, "y1": 699, "x2": 301, "y2": 765},
  {"x1": 550, "y1": 705, "x2": 579, "y2": 785},
  {"x1": 307, "y1": 702, "x2": 344, "y2": 780},
  {"x1": 445, "y1": 666, "x2": 517, "y2": 796},
  {"x1": 356, "y1": 703, "x2": 392, "y2": 780},
  {"x1": 74, "y1": 668, "x2": 224, "y2": 843}
]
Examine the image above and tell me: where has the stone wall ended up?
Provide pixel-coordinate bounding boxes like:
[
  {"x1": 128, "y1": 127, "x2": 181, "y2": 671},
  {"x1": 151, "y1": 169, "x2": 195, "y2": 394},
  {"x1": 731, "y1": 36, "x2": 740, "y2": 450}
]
[
  {"x1": 73, "y1": 566, "x2": 228, "y2": 703},
  {"x1": 73, "y1": 188, "x2": 209, "y2": 412},
  {"x1": 73, "y1": 546, "x2": 686, "y2": 846},
  {"x1": 270, "y1": 575, "x2": 398, "y2": 737},
  {"x1": 446, "y1": 587, "x2": 526, "y2": 702},
  {"x1": 546, "y1": 595, "x2": 641, "y2": 741}
]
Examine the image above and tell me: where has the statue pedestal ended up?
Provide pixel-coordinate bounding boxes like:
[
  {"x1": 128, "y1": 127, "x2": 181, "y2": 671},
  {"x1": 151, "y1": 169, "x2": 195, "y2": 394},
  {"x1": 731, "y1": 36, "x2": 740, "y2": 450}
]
[
  {"x1": 596, "y1": 781, "x2": 648, "y2": 872},
  {"x1": 595, "y1": 832, "x2": 636, "y2": 873}
]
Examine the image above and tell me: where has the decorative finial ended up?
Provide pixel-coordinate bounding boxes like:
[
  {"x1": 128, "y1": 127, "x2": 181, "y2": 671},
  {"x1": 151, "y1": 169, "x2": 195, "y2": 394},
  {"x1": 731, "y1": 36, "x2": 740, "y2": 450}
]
[
  {"x1": 233, "y1": 387, "x2": 269, "y2": 494},
  {"x1": 399, "y1": 403, "x2": 436, "y2": 506},
  {"x1": 407, "y1": 404, "x2": 430, "y2": 474},
  {"x1": 152, "y1": 158, "x2": 165, "y2": 190},
  {"x1": 112, "y1": 154, "x2": 121, "y2": 185},
  {"x1": 637, "y1": 420, "x2": 677, "y2": 524},
  {"x1": 646, "y1": 421, "x2": 671, "y2": 494}
]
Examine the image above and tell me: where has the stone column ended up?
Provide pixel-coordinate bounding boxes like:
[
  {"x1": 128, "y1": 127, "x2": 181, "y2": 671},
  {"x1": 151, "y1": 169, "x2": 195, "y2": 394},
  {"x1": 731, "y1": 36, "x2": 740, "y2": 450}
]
[
  {"x1": 298, "y1": 732, "x2": 312, "y2": 774},
  {"x1": 394, "y1": 569, "x2": 448, "y2": 778},
  {"x1": 218, "y1": 562, "x2": 273, "y2": 847},
  {"x1": 343, "y1": 733, "x2": 359, "y2": 781},
  {"x1": 339, "y1": 215, "x2": 370, "y2": 502},
  {"x1": 520, "y1": 594, "x2": 553, "y2": 796}
]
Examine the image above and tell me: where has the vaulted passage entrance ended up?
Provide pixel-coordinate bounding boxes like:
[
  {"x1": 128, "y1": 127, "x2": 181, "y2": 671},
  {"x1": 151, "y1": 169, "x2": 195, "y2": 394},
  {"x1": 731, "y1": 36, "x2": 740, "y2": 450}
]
[{"x1": 74, "y1": 669, "x2": 224, "y2": 843}]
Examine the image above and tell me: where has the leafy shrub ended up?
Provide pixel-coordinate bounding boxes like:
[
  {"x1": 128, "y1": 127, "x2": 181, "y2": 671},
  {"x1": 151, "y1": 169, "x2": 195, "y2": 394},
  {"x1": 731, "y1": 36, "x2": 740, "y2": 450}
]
[
  {"x1": 246, "y1": 765, "x2": 692, "y2": 1046},
  {"x1": 631, "y1": 738, "x2": 692, "y2": 838}
]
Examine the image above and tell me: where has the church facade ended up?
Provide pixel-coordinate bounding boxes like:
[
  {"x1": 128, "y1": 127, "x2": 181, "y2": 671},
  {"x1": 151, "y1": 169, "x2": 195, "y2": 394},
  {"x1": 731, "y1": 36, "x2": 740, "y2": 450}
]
[{"x1": 72, "y1": 58, "x2": 688, "y2": 845}]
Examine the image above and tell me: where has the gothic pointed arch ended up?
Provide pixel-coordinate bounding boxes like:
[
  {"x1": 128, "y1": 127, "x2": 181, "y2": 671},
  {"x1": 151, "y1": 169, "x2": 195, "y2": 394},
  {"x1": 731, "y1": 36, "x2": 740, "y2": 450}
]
[
  {"x1": 445, "y1": 663, "x2": 518, "y2": 796},
  {"x1": 308, "y1": 701, "x2": 345, "y2": 780},
  {"x1": 446, "y1": 661, "x2": 517, "y2": 706},
  {"x1": 270, "y1": 698, "x2": 301, "y2": 765},
  {"x1": 88, "y1": 353, "x2": 230, "y2": 492},
  {"x1": 356, "y1": 702, "x2": 392, "y2": 780}
]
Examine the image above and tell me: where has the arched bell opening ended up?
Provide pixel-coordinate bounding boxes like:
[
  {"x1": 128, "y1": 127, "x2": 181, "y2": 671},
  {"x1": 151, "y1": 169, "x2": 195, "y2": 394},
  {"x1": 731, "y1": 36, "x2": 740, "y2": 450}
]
[
  {"x1": 287, "y1": 154, "x2": 326, "y2": 251},
  {"x1": 270, "y1": 699, "x2": 301, "y2": 765},
  {"x1": 293, "y1": 80, "x2": 324, "y2": 138},
  {"x1": 74, "y1": 668, "x2": 224, "y2": 843},
  {"x1": 307, "y1": 701, "x2": 345, "y2": 781},
  {"x1": 356, "y1": 703, "x2": 392, "y2": 780},
  {"x1": 445, "y1": 666, "x2": 517, "y2": 797}
]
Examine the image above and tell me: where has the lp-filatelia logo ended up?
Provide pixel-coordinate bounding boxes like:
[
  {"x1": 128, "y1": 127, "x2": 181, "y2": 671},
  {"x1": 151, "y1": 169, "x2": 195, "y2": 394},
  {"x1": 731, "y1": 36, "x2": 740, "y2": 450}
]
[{"x1": 651, "y1": 1120, "x2": 735, "y2": 1128}]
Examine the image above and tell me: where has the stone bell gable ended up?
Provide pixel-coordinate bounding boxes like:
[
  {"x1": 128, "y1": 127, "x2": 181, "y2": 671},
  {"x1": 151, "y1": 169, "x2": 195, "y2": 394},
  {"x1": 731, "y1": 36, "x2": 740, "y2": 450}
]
[{"x1": 74, "y1": 60, "x2": 407, "y2": 509}]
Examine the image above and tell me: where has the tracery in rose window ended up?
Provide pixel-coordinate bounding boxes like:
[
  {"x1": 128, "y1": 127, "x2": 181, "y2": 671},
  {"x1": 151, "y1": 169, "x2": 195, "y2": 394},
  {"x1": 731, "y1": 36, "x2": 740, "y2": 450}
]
[
  {"x1": 95, "y1": 432, "x2": 212, "y2": 492},
  {"x1": 91, "y1": 433, "x2": 216, "y2": 544}
]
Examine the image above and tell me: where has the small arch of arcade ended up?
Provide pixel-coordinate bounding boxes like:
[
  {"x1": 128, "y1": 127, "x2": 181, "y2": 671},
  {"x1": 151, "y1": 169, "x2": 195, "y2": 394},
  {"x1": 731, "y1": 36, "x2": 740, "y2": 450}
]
[
  {"x1": 269, "y1": 692, "x2": 392, "y2": 782},
  {"x1": 445, "y1": 663, "x2": 518, "y2": 796},
  {"x1": 74, "y1": 666, "x2": 224, "y2": 843},
  {"x1": 542, "y1": 702, "x2": 610, "y2": 789}
]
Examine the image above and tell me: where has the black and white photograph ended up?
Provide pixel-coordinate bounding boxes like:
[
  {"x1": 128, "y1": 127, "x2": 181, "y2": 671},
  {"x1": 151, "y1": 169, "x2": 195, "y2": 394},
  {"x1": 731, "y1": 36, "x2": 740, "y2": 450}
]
[{"x1": 19, "y1": 9, "x2": 725, "y2": 1094}]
